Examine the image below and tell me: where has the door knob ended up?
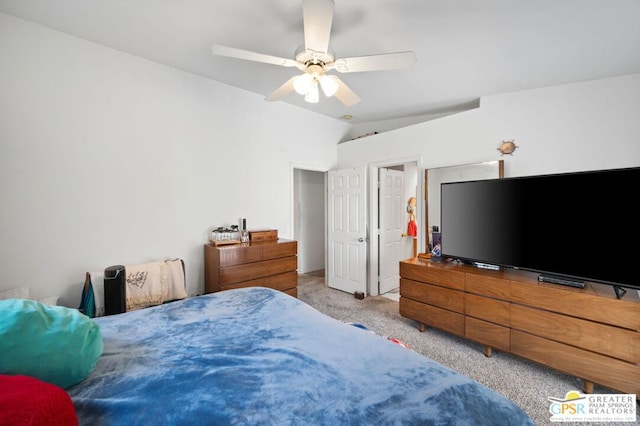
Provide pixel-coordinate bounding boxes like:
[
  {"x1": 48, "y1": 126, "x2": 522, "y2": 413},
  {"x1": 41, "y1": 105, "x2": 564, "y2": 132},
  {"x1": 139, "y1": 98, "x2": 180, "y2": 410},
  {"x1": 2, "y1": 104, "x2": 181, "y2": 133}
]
[{"x1": 358, "y1": 237, "x2": 365, "y2": 242}]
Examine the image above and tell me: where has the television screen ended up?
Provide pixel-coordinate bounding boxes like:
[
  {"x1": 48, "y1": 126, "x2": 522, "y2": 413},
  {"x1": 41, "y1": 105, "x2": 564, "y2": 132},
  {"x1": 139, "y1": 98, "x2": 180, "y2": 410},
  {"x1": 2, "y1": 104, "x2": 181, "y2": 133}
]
[{"x1": 440, "y1": 167, "x2": 640, "y2": 291}]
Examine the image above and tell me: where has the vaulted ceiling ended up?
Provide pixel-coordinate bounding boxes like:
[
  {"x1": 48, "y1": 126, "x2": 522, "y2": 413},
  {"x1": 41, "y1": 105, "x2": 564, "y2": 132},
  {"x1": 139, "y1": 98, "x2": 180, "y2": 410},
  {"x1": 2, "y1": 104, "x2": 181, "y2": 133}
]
[{"x1": 2, "y1": 0, "x2": 639, "y2": 126}]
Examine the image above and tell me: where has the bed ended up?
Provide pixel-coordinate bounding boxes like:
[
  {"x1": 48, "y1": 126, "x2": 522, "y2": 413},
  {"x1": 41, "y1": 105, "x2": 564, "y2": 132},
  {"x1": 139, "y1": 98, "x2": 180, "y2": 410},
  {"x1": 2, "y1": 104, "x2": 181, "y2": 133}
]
[{"x1": 67, "y1": 286, "x2": 533, "y2": 425}]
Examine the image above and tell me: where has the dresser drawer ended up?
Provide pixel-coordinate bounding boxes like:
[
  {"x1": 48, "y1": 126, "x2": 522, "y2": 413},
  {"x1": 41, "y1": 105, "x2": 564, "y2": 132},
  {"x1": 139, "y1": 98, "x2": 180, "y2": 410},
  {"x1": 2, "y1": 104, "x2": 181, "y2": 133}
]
[
  {"x1": 219, "y1": 256, "x2": 297, "y2": 285},
  {"x1": 465, "y1": 293, "x2": 510, "y2": 326},
  {"x1": 512, "y1": 331, "x2": 640, "y2": 395},
  {"x1": 510, "y1": 280, "x2": 640, "y2": 330},
  {"x1": 465, "y1": 272, "x2": 510, "y2": 299},
  {"x1": 511, "y1": 304, "x2": 639, "y2": 363},
  {"x1": 465, "y1": 317, "x2": 510, "y2": 352},
  {"x1": 400, "y1": 261, "x2": 465, "y2": 291},
  {"x1": 261, "y1": 240, "x2": 297, "y2": 260},
  {"x1": 401, "y1": 278, "x2": 464, "y2": 314},
  {"x1": 399, "y1": 297, "x2": 465, "y2": 337},
  {"x1": 221, "y1": 271, "x2": 297, "y2": 293},
  {"x1": 216, "y1": 244, "x2": 263, "y2": 267}
]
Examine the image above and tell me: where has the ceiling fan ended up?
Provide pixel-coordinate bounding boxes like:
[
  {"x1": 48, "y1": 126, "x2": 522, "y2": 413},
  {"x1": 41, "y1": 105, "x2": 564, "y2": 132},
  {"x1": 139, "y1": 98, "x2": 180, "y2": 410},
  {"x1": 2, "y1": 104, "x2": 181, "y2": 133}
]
[{"x1": 211, "y1": 0, "x2": 416, "y2": 106}]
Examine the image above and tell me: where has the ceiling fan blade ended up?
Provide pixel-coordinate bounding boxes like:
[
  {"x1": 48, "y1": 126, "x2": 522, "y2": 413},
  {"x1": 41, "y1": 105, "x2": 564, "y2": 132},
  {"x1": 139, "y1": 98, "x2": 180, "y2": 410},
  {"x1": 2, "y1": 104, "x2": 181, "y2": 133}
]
[
  {"x1": 212, "y1": 45, "x2": 298, "y2": 68},
  {"x1": 331, "y1": 51, "x2": 417, "y2": 73},
  {"x1": 332, "y1": 76, "x2": 361, "y2": 106},
  {"x1": 265, "y1": 76, "x2": 297, "y2": 102},
  {"x1": 303, "y1": 0, "x2": 334, "y2": 54}
]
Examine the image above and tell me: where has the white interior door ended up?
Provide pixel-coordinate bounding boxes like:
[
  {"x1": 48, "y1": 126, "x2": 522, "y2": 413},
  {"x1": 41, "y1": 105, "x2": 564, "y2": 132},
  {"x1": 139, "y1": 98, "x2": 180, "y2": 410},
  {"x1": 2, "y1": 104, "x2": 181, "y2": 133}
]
[
  {"x1": 327, "y1": 167, "x2": 367, "y2": 294},
  {"x1": 379, "y1": 168, "x2": 405, "y2": 294}
]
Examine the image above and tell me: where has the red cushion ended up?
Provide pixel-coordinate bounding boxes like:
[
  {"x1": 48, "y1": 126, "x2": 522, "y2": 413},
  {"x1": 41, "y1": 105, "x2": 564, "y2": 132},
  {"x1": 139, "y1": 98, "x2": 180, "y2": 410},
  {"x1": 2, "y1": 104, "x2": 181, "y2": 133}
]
[{"x1": 0, "y1": 375, "x2": 77, "y2": 425}]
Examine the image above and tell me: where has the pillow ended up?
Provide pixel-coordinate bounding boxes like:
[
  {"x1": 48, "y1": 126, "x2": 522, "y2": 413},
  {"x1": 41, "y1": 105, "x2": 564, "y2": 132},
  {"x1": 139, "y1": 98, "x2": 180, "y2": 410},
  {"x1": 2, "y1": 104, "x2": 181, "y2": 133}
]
[
  {"x1": 0, "y1": 286, "x2": 59, "y2": 306},
  {"x1": 0, "y1": 299, "x2": 103, "y2": 389},
  {"x1": 0, "y1": 286, "x2": 29, "y2": 300},
  {"x1": 0, "y1": 375, "x2": 78, "y2": 425},
  {"x1": 164, "y1": 258, "x2": 188, "y2": 302},
  {"x1": 37, "y1": 296, "x2": 59, "y2": 306}
]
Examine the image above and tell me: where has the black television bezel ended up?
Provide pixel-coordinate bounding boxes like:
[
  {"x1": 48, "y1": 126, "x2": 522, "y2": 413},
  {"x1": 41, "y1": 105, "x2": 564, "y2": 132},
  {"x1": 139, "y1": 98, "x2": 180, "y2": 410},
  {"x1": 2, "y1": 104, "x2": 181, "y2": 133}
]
[{"x1": 439, "y1": 166, "x2": 640, "y2": 294}]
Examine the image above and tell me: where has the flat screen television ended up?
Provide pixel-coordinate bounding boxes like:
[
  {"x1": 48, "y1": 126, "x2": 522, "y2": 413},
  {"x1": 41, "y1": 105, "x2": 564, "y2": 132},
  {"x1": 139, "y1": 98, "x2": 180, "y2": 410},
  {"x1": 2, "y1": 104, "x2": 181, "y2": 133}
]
[{"x1": 440, "y1": 166, "x2": 640, "y2": 295}]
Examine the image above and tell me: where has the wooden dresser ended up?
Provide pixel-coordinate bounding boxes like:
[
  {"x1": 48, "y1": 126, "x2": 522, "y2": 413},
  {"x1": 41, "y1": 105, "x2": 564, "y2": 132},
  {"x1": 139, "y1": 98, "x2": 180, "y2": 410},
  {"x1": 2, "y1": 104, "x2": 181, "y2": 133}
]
[
  {"x1": 204, "y1": 239, "x2": 298, "y2": 297},
  {"x1": 399, "y1": 258, "x2": 640, "y2": 395}
]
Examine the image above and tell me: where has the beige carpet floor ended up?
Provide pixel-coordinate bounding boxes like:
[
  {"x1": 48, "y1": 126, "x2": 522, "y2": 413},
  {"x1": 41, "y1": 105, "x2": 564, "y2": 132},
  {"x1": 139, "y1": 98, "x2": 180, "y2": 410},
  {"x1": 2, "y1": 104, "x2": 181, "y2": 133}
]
[{"x1": 297, "y1": 273, "x2": 639, "y2": 426}]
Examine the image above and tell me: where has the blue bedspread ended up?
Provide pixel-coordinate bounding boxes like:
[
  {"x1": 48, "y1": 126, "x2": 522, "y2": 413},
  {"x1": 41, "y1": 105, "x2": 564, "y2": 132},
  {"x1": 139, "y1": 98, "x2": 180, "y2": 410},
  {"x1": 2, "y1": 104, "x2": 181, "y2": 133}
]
[{"x1": 68, "y1": 287, "x2": 533, "y2": 425}]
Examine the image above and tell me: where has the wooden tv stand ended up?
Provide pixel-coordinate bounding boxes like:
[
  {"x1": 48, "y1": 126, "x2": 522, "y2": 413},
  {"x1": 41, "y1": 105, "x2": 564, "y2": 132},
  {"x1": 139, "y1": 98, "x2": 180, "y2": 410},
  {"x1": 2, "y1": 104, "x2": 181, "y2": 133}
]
[{"x1": 399, "y1": 258, "x2": 640, "y2": 395}]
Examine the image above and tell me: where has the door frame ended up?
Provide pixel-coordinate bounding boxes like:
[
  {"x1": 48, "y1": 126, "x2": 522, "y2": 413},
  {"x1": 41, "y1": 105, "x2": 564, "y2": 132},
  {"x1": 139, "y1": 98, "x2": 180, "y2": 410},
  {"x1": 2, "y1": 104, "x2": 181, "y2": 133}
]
[{"x1": 368, "y1": 155, "x2": 423, "y2": 296}]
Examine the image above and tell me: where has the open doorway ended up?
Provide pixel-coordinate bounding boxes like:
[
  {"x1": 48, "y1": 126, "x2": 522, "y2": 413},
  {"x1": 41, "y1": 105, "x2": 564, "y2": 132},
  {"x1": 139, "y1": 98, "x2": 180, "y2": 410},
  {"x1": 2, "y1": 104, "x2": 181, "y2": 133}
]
[
  {"x1": 292, "y1": 168, "x2": 326, "y2": 275},
  {"x1": 302, "y1": 159, "x2": 421, "y2": 298}
]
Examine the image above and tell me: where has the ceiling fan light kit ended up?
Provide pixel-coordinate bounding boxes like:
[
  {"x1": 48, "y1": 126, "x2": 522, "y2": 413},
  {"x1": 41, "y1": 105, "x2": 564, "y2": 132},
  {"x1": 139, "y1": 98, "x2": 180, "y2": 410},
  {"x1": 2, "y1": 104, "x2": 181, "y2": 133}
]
[
  {"x1": 211, "y1": 0, "x2": 416, "y2": 107},
  {"x1": 294, "y1": 73, "x2": 339, "y2": 103},
  {"x1": 304, "y1": 80, "x2": 319, "y2": 103},
  {"x1": 293, "y1": 73, "x2": 314, "y2": 95},
  {"x1": 319, "y1": 75, "x2": 339, "y2": 97}
]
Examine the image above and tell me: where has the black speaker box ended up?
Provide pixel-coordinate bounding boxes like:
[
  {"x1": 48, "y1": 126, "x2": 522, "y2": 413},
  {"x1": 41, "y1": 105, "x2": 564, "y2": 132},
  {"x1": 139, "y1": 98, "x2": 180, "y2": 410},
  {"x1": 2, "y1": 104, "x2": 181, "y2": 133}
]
[{"x1": 104, "y1": 264, "x2": 126, "y2": 315}]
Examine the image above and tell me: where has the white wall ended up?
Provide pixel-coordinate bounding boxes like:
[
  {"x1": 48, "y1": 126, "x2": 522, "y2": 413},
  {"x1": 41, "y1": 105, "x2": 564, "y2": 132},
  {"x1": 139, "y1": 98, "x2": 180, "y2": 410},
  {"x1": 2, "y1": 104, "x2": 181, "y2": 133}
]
[
  {"x1": 338, "y1": 73, "x2": 640, "y2": 176},
  {"x1": 338, "y1": 73, "x2": 640, "y2": 269},
  {"x1": 0, "y1": 13, "x2": 349, "y2": 306}
]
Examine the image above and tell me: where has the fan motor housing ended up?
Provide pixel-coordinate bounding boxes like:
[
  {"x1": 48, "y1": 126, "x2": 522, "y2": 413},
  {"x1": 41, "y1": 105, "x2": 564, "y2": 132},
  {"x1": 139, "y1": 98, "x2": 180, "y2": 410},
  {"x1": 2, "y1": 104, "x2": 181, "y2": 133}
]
[{"x1": 295, "y1": 46, "x2": 335, "y2": 68}]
